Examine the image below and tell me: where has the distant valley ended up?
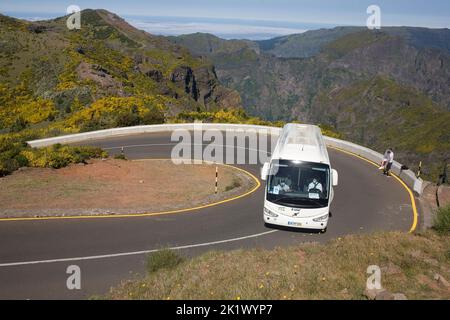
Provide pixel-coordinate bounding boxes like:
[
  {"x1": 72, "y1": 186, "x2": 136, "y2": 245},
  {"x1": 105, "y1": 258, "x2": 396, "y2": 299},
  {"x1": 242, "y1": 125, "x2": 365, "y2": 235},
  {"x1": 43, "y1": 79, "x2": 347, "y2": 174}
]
[{"x1": 170, "y1": 28, "x2": 450, "y2": 179}]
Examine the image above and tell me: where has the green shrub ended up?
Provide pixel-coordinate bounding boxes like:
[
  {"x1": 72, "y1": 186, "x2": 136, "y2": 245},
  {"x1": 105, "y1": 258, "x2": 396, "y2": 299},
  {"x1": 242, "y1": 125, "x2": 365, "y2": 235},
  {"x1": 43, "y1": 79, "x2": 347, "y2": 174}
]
[
  {"x1": 14, "y1": 153, "x2": 29, "y2": 167},
  {"x1": 20, "y1": 144, "x2": 107, "y2": 169},
  {"x1": 79, "y1": 119, "x2": 104, "y2": 132},
  {"x1": 0, "y1": 128, "x2": 108, "y2": 176},
  {"x1": 434, "y1": 205, "x2": 450, "y2": 235},
  {"x1": 0, "y1": 136, "x2": 30, "y2": 175},
  {"x1": 318, "y1": 124, "x2": 343, "y2": 139},
  {"x1": 0, "y1": 158, "x2": 20, "y2": 175},
  {"x1": 10, "y1": 117, "x2": 29, "y2": 133},
  {"x1": 141, "y1": 110, "x2": 165, "y2": 125},
  {"x1": 114, "y1": 106, "x2": 141, "y2": 127},
  {"x1": 77, "y1": 107, "x2": 165, "y2": 132},
  {"x1": 146, "y1": 249, "x2": 185, "y2": 274}
]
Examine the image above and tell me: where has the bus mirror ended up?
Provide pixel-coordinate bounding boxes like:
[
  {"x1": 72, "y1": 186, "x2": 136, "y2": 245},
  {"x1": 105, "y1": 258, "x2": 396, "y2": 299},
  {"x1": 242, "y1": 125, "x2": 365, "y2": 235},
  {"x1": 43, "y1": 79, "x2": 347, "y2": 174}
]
[
  {"x1": 261, "y1": 162, "x2": 270, "y2": 181},
  {"x1": 332, "y1": 169, "x2": 339, "y2": 186}
]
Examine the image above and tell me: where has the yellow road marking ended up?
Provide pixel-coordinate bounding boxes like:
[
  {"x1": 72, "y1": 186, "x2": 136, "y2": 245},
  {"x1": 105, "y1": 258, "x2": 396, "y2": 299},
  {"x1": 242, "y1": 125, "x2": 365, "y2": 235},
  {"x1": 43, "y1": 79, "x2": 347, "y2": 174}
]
[
  {"x1": 1, "y1": 148, "x2": 418, "y2": 232},
  {"x1": 0, "y1": 159, "x2": 261, "y2": 222},
  {"x1": 327, "y1": 145, "x2": 418, "y2": 233}
]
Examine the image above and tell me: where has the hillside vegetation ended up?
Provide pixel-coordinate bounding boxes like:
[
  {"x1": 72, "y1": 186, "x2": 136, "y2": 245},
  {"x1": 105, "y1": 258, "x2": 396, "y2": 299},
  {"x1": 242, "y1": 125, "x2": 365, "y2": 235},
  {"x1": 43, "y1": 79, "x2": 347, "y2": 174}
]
[
  {"x1": 0, "y1": 9, "x2": 344, "y2": 176},
  {"x1": 172, "y1": 28, "x2": 450, "y2": 180},
  {"x1": 0, "y1": 10, "x2": 244, "y2": 175},
  {"x1": 0, "y1": 10, "x2": 243, "y2": 130},
  {"x1": 2, "y1": 11, "x2": 448, "y2": 180},
  {"x1": 106, "y1": 230, "x2": 450, "y2": 300},
  {"x1": 312, "y1": 77, "x2": 450, "y2": 178}
]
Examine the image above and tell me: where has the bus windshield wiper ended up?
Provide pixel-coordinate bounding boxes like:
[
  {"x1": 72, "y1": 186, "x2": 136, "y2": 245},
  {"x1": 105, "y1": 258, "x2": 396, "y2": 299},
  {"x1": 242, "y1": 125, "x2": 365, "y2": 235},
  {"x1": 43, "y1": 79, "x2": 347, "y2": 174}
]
[
  {"x1": 301, "y1": 198, "x2": 325, "y2": 207},
  {"x1": 271, "y1": 196, "x2": 325, "y2": 208},
  {"x1": 271, "y1": 197, "x2": 295, "y2": 205}
]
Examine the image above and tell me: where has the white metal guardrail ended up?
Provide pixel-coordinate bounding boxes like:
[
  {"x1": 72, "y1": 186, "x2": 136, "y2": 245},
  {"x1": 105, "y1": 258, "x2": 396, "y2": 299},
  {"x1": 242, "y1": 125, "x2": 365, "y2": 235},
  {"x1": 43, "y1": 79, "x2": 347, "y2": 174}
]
[
  {"x1": 324, "y1": 137, "x2": 424, "y2": 195},
  {"x1": 27, "y1": 124, "x2": 424, "y2": 195}
]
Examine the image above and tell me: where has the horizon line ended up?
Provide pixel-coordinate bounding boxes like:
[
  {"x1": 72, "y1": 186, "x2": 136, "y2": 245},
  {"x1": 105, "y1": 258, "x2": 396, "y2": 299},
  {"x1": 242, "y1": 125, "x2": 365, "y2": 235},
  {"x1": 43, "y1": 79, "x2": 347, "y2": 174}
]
[{"x1": 2, "y1": 10, "x2": 449, "y2": 32}]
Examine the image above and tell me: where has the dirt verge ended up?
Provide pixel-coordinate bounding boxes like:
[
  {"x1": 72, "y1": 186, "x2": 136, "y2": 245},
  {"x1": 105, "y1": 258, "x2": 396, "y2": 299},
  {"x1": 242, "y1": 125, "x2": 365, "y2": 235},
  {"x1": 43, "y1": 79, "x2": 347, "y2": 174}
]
[{"x1": 0, "y1": 159, "x2": 257, "y2": 218}]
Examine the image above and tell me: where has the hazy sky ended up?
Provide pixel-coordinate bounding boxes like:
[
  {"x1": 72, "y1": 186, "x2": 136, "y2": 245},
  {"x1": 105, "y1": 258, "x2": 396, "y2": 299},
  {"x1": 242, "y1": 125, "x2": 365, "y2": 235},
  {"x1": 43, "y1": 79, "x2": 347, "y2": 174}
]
[
  {"x1": 1, "y1": 0, "x2": 449, "y2": 27},
  {"x1": 1, "y1": 1, "x2": 449, "y2": 40}
]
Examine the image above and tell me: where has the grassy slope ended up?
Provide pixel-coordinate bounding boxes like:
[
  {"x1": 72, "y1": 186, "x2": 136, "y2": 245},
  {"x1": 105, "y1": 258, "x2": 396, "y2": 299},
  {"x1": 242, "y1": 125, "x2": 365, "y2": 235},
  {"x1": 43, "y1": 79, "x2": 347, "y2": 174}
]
[
  {"x1": 106, "y1": 231, "x2": 450, "y2": 300},
  {"x1": 169, "y1": 33, "x2": 259, "y2": 57},
  {"x1": 324, "y1": 30, "x2": 391, "y2": 58},
  {"x1": 257, "y1": 27, "x2": 364, "y2": 58},
  {"x1": 257, "y1": 26, "x2": 450, "y2": 59},
  {"x1": 312, "y1": 77, "x2": 450, "y2": 178}
]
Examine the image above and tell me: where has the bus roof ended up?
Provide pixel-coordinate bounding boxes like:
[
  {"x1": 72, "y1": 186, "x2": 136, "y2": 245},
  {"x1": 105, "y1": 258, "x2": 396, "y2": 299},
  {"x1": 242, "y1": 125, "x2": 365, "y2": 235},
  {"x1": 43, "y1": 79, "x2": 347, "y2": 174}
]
[{"x1": 271, "y1": 124, "x2": 330, "y2": 165}]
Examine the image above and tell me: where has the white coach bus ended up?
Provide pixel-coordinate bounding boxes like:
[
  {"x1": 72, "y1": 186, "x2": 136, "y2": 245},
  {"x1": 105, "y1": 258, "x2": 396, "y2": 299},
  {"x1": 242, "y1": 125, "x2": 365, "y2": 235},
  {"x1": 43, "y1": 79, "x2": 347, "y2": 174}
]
[{"x1": 261, "y1": 124, "x2": 338, "y2": 231}]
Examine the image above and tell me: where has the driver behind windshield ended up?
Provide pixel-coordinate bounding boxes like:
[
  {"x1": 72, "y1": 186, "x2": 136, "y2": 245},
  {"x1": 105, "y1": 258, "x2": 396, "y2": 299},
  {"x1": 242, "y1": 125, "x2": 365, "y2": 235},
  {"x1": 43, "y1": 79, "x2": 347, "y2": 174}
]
[{"x1": 307, "y1": 178, "x2": 323, "y2": 193}]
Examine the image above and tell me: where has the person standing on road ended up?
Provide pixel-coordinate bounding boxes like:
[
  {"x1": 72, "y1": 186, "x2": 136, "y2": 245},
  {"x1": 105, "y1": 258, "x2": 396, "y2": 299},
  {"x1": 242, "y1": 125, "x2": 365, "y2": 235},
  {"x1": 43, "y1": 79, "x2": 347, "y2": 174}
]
[{"x1": 383, "y1": 148, "x2": 394, "y2": 177}]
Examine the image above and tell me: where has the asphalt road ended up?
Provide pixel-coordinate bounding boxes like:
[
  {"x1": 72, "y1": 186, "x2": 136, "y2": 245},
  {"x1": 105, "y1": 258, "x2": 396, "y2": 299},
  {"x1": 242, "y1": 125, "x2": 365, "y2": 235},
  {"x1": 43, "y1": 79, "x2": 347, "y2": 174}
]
[{"x1": 0, "y1": 131, "x2": 415, "y2": 299}]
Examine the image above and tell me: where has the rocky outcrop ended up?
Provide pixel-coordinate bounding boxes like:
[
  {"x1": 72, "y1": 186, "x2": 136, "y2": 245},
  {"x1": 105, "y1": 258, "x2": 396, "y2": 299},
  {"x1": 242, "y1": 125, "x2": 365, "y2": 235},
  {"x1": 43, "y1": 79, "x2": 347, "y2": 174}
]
[
  {"x1": 144, "y1": 69, "x2": 164, "y2": 82},
  {"x1": 210, "y1": 86, "x2": 242, "y2": 109},
  {"x1": 170, "y1": 65, "x2": 241, "y2": 109},
  {"x1": 171, "y1": 66, "x2": 199, "y2": 101},
  {"x1": 76, "y1": 62, "x2": 122, "y2": 94}
]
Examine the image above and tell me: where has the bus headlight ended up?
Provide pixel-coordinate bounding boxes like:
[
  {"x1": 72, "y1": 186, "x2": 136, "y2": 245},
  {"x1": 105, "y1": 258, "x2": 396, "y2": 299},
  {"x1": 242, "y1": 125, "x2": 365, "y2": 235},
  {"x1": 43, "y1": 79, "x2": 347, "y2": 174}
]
[
  {"x1": 313, "y1": 214, "x2": 329, "y2": 222},
  {"x1": 264, "y1": 207, "x2": 278, "y2": 217}
]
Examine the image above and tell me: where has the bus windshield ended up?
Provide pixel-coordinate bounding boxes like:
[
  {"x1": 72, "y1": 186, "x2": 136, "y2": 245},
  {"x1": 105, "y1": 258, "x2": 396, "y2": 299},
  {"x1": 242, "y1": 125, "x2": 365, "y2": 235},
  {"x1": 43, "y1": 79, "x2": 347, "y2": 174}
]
[{"x1": 266, "y1": 160, "x2": 330, "y2": 208}]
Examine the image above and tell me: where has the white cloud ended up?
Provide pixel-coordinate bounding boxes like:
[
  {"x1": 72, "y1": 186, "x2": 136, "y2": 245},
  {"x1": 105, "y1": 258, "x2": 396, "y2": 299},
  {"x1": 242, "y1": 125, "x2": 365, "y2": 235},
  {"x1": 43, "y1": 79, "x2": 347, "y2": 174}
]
[
  {"x1": 16, "y1": 15, "x2": 52, "y2": 21},
  {"x1": 129, "y1": 20, "x2": 307, "y2": 40}
]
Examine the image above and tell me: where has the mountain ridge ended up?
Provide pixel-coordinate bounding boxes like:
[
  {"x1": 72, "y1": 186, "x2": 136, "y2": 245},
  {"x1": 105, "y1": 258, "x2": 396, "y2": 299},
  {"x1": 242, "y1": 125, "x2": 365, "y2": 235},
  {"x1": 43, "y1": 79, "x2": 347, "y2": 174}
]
[
  {"x1": 0, "y1": 9, "x2": 242, "y2": 122},
  {"x1": 170, "y1": 27, "x2": 450, "y2": 178}
]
